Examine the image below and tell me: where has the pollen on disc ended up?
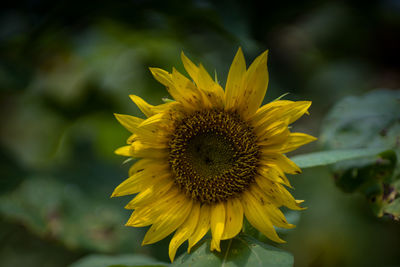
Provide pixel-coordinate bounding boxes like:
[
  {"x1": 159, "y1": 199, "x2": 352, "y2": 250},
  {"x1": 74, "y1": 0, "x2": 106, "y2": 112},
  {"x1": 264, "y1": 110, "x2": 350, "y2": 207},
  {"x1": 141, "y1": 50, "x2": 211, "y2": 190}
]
[{"x1": 168, "y1": 109, "x2": 260, "y2": 204}]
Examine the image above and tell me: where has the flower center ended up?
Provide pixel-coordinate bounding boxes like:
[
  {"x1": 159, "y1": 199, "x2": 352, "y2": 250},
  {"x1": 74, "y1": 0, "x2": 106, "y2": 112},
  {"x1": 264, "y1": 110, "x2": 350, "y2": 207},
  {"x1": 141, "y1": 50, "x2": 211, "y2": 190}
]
[{"x1": 168, "y1": 109, "x2": 259, "y2": 203}]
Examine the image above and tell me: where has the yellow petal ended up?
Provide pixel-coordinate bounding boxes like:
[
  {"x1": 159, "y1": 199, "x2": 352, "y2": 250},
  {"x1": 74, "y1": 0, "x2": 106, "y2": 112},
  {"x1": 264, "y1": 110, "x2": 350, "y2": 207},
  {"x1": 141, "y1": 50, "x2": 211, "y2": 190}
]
[
  {"x1": 256, "y1": 120, "x2": 289, "y2": 143},
  {"x1": 260, "y1": 153, "x2": 301, "y2": 174},
  {"x1": 130, "y1": 141, "x2": 168, "y2": 158},
  {"x1": 130, "y1": 94, "x2": 181, "y2": 119},
  {"x1": 149, "y1": 67, "x2": 174, "y2": 86},
  {"x1": 111, "y1": 165, "x2": 170, "y2": 197},
  {"x1": 181, "y1": 52, "x2": 223, "y2": 108},
  {"x1": 257, "y1": 164, "x2": 291, "y2": 187},
  {"x1": 252, "y1": 100, "x2": 311, "y2": 126},
  {"x1": 128, "y1": 158, "x2": 154, "y2": 176},
  {"x1": 221, "y1": 198, "x2": 243, "y2": 240},
  {"x1": 225, "y1": 47, "x2": 246, "y2": 110},
  {"x1": 150, "y1": 67, "x2": 203, "y2": 110},
  {"x1": 250, "y1": 185, "x2": 295, "y2": 229},
  {"x1": 251, "y1": 100, "x2": 294, "y2": 122},
  {"x1": 258, "y1": 127, "x2": 290, "y2": 149},
  {"x1": 124, "y1": 175, "x2": 174, "y2": 209},
  {"x1": 285, "y1": 101, "x2": 312, "y2": 124},
  {"x1": 210, "y1": 202, "x2": 225, "y2": 252},
  {"x1": 280, "y1": 133, "x2": 317, "y2": 153},
  {"x1": 114, "y1": 145, "x2": 132, "y2": 156},
  {"x1": 255, "y1": 176, "x2": 304, "y2": 210},
  {"x1": 125, "y1": 187, "x2": 180, "y2": 226},
  {"x1": 137, "y1": 104, "x2": 184, "y2": 133},
  {"x1": 171, "y1": 68, "x2": 205, "y2": 105},
  {"x1": 129, "y1": 95, "x2": 156, "y2": 117},
  {"x1": 114, "y1": 114, "x2": 143, "y2": 133},
  {"x1": 242, "y1": 189, "x2": 285, "y2": 243},
  {"x1": 142, "y1": 195, "x2": 193, "y2": 245},
  {"x1": 196, "y1": 64, "x2": 224, "y2": 108},
  {"x1": 240, "y1": 50, "x2": 269, "y2": 118},
  {"x1": 169, "y1": 202, "x2": 201, "y2": 262},
  {"x1": 181, "y1": 51, "x2": 199, "y2": 83},
  {"x1": 188, "y1": 204, "x2": 211, "y2": 252},
  {"x1": 115, "y1": 113, "x2": 167, "y2": 147},
  {"x1": 125, "y1": 187, "x2": 181, "y2": 227}
]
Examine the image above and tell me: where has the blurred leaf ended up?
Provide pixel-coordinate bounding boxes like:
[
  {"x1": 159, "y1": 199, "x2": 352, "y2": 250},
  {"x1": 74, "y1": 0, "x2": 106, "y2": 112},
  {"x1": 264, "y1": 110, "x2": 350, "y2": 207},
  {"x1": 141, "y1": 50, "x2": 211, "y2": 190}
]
[
  {"x1": 172, "y1": 235, "x2": 293, "y2": 267},
  {"x1": 69, "y1": 254, "x2": 168, "y2": 267},
  {"x1": 0, "y1": 216, "x2": 82, "y2": 267},
  {"x1": 320, "y1": 89, "x2": 400, "y2": 150},
  {"x1": 319, "y1": 89, "x2": 400, "y2": 220},
  {"x1": 0, "y1": 176, "x2": 140, "y2": 253},
  {"x1": 291, "y1": 147, "x2": 386, "y2": 168}
]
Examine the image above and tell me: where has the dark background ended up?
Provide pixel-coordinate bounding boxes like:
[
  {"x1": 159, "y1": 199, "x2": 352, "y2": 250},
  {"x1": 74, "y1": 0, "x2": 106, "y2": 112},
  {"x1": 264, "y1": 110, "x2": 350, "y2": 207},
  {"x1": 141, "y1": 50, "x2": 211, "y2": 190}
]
[{"x1": 1, "y1": 0, "x2": 399, "y2": 266}]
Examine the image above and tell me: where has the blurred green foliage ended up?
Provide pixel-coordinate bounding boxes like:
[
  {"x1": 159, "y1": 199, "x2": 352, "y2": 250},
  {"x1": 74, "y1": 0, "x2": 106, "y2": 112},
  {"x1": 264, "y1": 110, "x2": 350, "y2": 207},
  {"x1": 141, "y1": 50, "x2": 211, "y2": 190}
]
[
  {"x1": 320, "y1": 89, "x2": 400, "y2": 220},
  {"x1": 172, "y1": 235, "x2": 293, "y2": 267},
  {"x1": 1, "y1": 0, "x2": 399, "y2": 266}
]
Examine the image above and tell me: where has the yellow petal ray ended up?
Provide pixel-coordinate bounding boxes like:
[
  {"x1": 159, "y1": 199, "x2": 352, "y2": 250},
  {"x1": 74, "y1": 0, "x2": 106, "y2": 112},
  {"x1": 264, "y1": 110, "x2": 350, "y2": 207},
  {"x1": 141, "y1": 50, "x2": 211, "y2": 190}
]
[
  {"x1": 149, "y1": 67, "x2": 173, "y2": 88},
  {"x1": 225, "y1": 47, "x2": 246, "y2": 110},
  {"x1": 285, "y1": 101, "x2": 312, "y2": 124},
  {"x1": 115, "y1": 113, "x2": 167, "y2": 147},
  {"x1": 126, "y1": 188, "x2": 179, "y2": 227},
  {"x1": 128, "y1": 158, "x2": 154, "y2": 176},
  {"x1": 168, "y1": 202, "x2": 201, "y2": 262},
  {"x1": 171, "y1": 68, "x2": 205, "y2": 106},
  {"x1": 181, "y1": 52, "x2": 221, "y2": 108},
  {"x1": 221, "y1": 198, "x2": 243, "y2": 240},
  {"x1": 114, "y1": 114, "x2": 143, "y2": 133},
  {"x1": 138, "y1": 112, "x2": 166, "y2": 127},
  {"x1": 129, "y1": 95, "x2": 156, "y2": 117},
  {"x1": 280, "y1": 133, "x2": 317, "y2": 153},
  {"x1": 137, "y1": 104, "x2": 185, "y2": 134},
  {"x1": 130, "y1": 141, "x2": 168, "y2": 158},
  {"x1": 196, "y1": 64, "x2": 224, "y2": 108},
  {"x1": 127, "y1": 134, "x2": 136, "y2": 144},
  {"x1": 181, "y1": 51, "x2": 199, "y2": 83},
  {"x1": 260, "y1": 153, "x2": 301, "y2": 174},
  {"x1": 130, "y1": 94, "x2": 181, "y2": 119},
  {"x1": 149, "y1": 67, "x2": 203, "y2": 110},
  {"x1": 255, "y1": 176, "x2": 304, "y2": 210},
  {"x1": 188, "y1": 204, "x2": 211, "y2": 252},
  {"x1": 258, "y1": 127, "x2": 290, "y2": 148},
  {"x1": 240, "y1": 50, "x2": 269, "y2": 118},
  {"x1": 252, "y1": 100, "x2": 311, "y2": 126},
  {"x1": 125, "y1": 187, "x2": 180, "y2": 227},
  {"x1": 251, "y1": 100, "x2": 294, "y2": 122},
  {"x1": 256, "y1": 119, "x2": 289, "y2": 143},
  {"x1": 257, "y1": 164, "x2": 291, "y2": 187},
  {"x1": 210, "y1": 202, "x2": 225, "y2": 252},
  {"x1": 149, "y1": 68, "x2": 189, "y2": 107},
  {"x1": 142, "y1": 195, "x2": 193, "y2": 245},
  {"x1": 242, "y1": 189, "x2": 285, "y2": 243},
  {"x1": 115, "y1": 145, "x2": 132, "y2": 156},
  {"x1": 111, "y1": 165, "x2": 170, "y2": 197},
  {"x1": 250, "y1": 184, "x2": 295, "y2": 229},
  {"x1": 124, "y1": 175, "x2": 174, "y2": 209}
]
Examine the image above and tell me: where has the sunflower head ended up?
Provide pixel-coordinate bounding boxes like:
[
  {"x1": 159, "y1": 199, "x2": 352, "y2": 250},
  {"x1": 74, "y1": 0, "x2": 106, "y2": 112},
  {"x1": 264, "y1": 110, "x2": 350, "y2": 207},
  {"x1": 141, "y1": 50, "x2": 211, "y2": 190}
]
[{"x1": 112, "y1": 48, "x2": 316, "y2": 262}]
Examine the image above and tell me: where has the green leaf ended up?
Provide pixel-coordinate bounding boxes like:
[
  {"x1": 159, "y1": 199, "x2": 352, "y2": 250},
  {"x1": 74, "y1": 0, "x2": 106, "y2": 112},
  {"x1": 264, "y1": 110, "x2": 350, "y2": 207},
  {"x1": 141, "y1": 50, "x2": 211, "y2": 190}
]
[
  {"x1": 318, "y1": 89, "x2": 400, "y2": 220},
  {"x1": 0, "y1": 176, "x2": 141, "y2": 252},
  {"x1": 69, "y1": 254, "x2": 168, "y2": 267},
  {"x1": 172, "y1": 235, "x2": 293, "y2": 267},
  {"x1": 320, "y1": 89, "x2": 400, "y2": 150},
  {"x1": 291, "y1": 148, "x2": 387, "y2": 168}
]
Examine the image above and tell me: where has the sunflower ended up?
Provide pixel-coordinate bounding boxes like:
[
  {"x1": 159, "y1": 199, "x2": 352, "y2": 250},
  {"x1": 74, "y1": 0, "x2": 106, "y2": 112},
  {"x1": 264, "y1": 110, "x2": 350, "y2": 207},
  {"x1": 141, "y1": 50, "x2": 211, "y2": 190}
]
[{"x1": 112, "y1": 48, "x2": 316, "y2": 262}]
